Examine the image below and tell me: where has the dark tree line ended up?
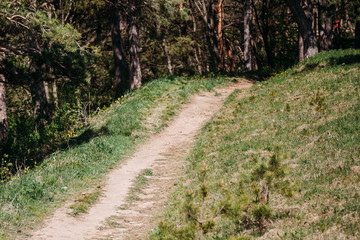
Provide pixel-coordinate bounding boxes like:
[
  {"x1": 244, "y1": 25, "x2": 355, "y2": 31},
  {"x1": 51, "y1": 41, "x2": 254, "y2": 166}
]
[{"x1": 0, "y1": 0, "x2": 359, "y2": 176}]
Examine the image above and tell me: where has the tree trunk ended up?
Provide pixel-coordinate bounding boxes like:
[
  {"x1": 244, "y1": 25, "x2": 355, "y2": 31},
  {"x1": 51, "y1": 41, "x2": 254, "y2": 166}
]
[
  {"x1": 251, "y1": 38, "x2": 260, "y2": 70},
  {"x1": 252, "y1": 0, "x2": 274, "y2": 68},
  {"x1": 319, "y1": 19, "x2": 333, "y2": 51},
  {"x1": 52, "y1": 81, "x2": 59, "y2": 109},
  {"x1": 355, "y1": 21, "x2": 360, "y2": 49},
  {"x1": 43, "y1": 80, "x2": 56, "y2": 118},
  {"x1": 261, "y1": 0, "x2": 274, "y2": 69},
  {"x1": 30, "y1": 60, "x2": 46, "y2": 127},
  {"x1": 76, "y1": 89, "x2": 85, "y2": 121},
  {"x1": 29, "y1": 0, "x2": 46, "y2": 126},
  {"x1": 128, "y1": 0, "x2": 142, "y2": 89},
  {"x1": 189, "y1": 0, "x2": 218, "y2": 72},
  {"x1": 318, "y1": 0, "x2": 333, "y2": 51},
  {"x1": 285, "y1": 0, "x2": 318, "y2": 58},
  {"x1": 111, "y1": 0, "x2": 128, "y2": 89},
  {"x1": 195, "y1": 46, "x2": 203, "y2": 74},
  {"x1": 204, "y1": 26, "x2": 218, "y2": 72},
  {"x1": 225, "y1": 38, "x2": 236, "y2": 72},
  {"x1": 30, "y1": 81, "x2": 46, "y2": 125},
  {"x1": 244, "y1": 0, "x2": 252, "y2": 71},
  {"x1": 187, "y1": 0, "x2": 197, "y2": 32},
  {"x1": 187, "y1": 0, "x2": 203, "y2": 74},
  {"x1": 209, "y1": 3, "x2": 219, "y2": 63},
  {"x1": 0, "y1": 74, "x2": 7, "y2": 141},
  {"x1": 46, "y1": 0, "x2": 53, "y2": 19},
  {"x1": 263, "y1": 36, "x2": 274, "y2": 68},
  {"x1": 162, "y1": 40, "x2": 174, "y2": 75},
  {"x1": 43, "y1": 81, "x2": 51, "y2": 104},
  {"x1": 218, "y1": 0, "x2": 225, "y2": 70},
  {"x1": 299, "y1": 30, "x2": 305, "y2": 61}
]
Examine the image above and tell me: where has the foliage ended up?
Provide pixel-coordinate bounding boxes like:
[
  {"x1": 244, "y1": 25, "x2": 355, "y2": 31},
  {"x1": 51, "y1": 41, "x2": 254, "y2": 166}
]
[
  {"x1": 1, "y1": 0, "x2": 359, "y2": 179},
  {"x1": 0, "y1": 0, "x2": 359, "y2": 235}
]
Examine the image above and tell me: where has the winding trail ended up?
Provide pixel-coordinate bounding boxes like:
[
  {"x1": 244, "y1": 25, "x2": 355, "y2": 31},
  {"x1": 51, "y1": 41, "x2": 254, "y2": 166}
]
[{"x1": 30, "y1": 80, "x2": 252, "y2": 240}]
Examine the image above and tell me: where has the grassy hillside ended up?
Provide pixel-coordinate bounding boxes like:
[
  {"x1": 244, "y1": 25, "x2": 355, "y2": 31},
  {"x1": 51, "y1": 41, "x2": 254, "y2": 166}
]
[
  {"x1": 151, "y1": 49, "x2": 360, "y2": 239},
  {"x1": 0, "y1": 76, "x2": 228, "y2": 239}
]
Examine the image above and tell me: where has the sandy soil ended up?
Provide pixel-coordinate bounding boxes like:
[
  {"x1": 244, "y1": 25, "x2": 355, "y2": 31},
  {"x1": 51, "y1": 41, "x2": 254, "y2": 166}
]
[{"x1": 29, "y1": 80, "x2": 252, "y2": 240}]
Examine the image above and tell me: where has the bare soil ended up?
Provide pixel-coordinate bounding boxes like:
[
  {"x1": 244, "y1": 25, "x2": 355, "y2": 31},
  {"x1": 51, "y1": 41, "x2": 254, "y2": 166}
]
[{"x1": 29, "y1": 80, "x2": 252, "y2": 240}]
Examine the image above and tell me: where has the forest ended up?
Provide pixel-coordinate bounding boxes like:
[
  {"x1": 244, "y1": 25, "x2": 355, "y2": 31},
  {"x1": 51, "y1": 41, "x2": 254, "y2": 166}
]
[{"x1": 0, "y1": 0, "x2": 359, "y2": 180}]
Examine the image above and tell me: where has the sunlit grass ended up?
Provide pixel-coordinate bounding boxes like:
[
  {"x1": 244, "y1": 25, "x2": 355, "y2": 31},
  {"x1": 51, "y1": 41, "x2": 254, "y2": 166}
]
[
  {"x1": 151, "y1": 49, "x2": 360, "y2": 239},
  {"x1": 69, "y1": 188, "x2": 102, "y2": 216},
  {"x1": 0, "y1": 75, "x2": 228, "y2": 239}
]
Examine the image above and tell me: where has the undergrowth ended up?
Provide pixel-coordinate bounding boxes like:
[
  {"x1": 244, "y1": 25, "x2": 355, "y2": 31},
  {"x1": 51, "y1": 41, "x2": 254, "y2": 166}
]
[
  {"x1": 151, "y1": 49, "x2": 360, "y2": 239},
  {"x1": 0, "y1": 75, "x2": 228, "y2": 239}
]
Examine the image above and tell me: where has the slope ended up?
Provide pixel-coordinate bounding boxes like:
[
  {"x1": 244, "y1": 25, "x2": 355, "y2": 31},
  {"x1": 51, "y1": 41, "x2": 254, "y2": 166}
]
[
  {"x1": 151, "y1": 49, "x2": 360, "y2": 239},
  {"x1": 0, "y1": 76, "x2": 231, "y2": 239},
  {"x1": 30, "y1": 81, "x2": 252, "y2": 240}
]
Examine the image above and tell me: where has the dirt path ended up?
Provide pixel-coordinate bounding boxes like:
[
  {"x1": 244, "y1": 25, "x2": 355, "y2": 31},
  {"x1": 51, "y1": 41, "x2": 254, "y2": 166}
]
[{"x1": 30, "y1": 81, "x2": 252, "y2": 240}]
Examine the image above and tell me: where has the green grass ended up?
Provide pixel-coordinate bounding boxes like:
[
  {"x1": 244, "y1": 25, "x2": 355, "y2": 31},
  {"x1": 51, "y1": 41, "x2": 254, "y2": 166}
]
[
  {"x1": 126, "y1": 168, "x2": 153, "y2": 203},
  {"x1": 0, "y1": 75, "x2": 229, "y2": 239},
  {"x1": 69, "y1": 188, "x2": 102, "y2": 216},
  {"x1": 151, "y1": 49, "x2": 360, "y2": 239}
]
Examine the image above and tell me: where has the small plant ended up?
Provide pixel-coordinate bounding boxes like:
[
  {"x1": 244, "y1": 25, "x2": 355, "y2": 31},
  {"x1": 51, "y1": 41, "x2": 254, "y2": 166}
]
[
  {"x1": 0, "y1": 155, "x2": 12, "y2": 184},
  {"x1": 252, "y1": 163, "x2": 268, "y2": 181},
  {"x1": 69, "y1": 189, "x2": 102, "y2": 216},
  {"x1": 309, "y1": 89, "x2": 328, "y2": 112},
  {"x1": 184, "y1": 164, "x2": 216, "y2": 239},
  {"x1": 268, "y1": 150, "x2": 285, "y2": 178},
  {"x1": 251, "y1": 181, "x2": 261, "y2": 203},
  {"x1": 253, "y1": 147, "x2": 294, "y2": 197},
  {"x1": 252, "y1": 204, "x2": 272, "y2": 233},
  {"x1": 143, "y1": 168, "x2": 153, "y2": 176},
  {"x1": 269, "y1": 90, "x2": 277, "y2": 98},
  {"x1": 285, "y1": 103, "x2": 291, "y2": 112}
]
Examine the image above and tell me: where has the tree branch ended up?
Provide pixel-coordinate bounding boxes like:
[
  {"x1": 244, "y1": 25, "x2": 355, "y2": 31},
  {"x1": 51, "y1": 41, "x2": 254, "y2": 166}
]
[
  {"x1": 0, "y1": 46, "x2": 41, "y2": 56},
  {"x1": 0, "y1": 11, "x2": 31, "y2": 30}
]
